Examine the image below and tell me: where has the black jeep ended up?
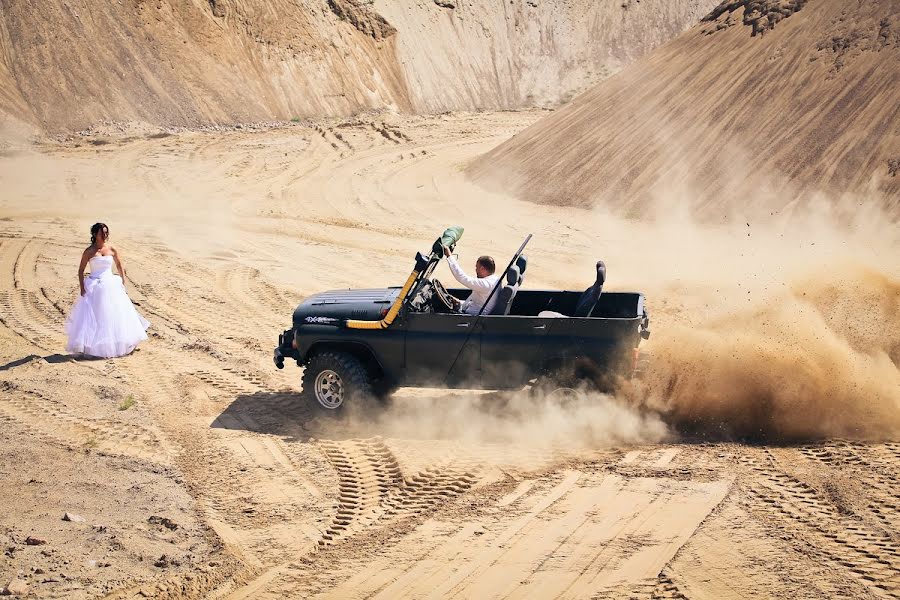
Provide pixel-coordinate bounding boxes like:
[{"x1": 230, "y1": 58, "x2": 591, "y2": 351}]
[{"x1": 274, "y1": 227, "x2": 650, "y2": 411}]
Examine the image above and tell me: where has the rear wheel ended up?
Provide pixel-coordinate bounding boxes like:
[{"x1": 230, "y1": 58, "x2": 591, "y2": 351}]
[
  {"x1": 531, "y1": 373, "x2": 584, "y2": 406},
  {"x1": 531, "y1": 358, "x2": 614, "y2": 402},
  {"x1": 302, "y1": 351, "x2": 374, "y2": 412}
]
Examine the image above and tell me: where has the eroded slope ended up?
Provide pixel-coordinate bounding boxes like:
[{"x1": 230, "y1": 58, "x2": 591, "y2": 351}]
[
  {"x1": 470, "y1": 0, "x2": 900, "y2": 215},
  {"x1": 0, "y1": 0, "x2": 715, "y2": 133}
]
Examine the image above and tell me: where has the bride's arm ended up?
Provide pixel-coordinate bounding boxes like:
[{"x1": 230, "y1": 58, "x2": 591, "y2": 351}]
[
  {"x1": 77, "y1": 248, "x2": 90, "y2": 296},
  {"x1": 111, "y1": 246, "x2": 127, "y2": 285}
]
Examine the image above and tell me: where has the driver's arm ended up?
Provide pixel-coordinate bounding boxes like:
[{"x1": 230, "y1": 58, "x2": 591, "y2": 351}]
[{"x1": 446, "y1": 255, "x2": 493, "y2": 291}]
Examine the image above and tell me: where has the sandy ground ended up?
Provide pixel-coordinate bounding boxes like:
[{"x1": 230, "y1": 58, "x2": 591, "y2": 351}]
[{"x1": 0, "y1": 111, "x2": 899, "y2": 598}]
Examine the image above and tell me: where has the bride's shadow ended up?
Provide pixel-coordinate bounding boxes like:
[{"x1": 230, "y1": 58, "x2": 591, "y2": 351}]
[
  {"x1": 0, "y1": 353, "x2": 89, "y2": 372},
  {"x1": 0, "y1": 347, "x2": 151, "y2": 372}
]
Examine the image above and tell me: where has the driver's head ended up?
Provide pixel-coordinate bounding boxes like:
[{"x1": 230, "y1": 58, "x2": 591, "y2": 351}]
[{"x1": 475, "y1": 256, "x2": 495, "y2": 278}]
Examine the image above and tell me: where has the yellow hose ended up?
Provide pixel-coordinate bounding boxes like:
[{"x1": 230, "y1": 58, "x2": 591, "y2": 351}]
[{"x1": 345, "y1": 270, "x2": 419, "y2": 330}]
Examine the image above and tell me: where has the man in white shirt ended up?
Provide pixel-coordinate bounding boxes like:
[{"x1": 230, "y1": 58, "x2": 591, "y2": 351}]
[{"x1": 442, "y1": 246, "x2": 500, "y2": 315}]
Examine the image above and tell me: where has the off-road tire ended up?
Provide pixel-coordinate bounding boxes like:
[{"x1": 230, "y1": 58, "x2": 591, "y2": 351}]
[
  {"x1": 531, "y1": 358, "x2": 615, "y2": 403},
  {"x1": 530, "y1": 371, "x2": 583, "y2": 406},
  {"x1": 302, "y1": 351, "x2": 374, "y2": 412}
]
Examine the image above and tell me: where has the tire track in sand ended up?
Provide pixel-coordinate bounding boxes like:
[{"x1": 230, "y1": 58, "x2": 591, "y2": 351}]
[
  {"x1": 740, "y1": 452, "x2": 900, "y2": 597},
  {"x1": 0, "y1": 384, "x2": 168, "y2": 461},
  {"x1": 119, "y1": 349, "x2": 326, "y2": 575},
  {"x1": 120, "y1": 247, "x2": 282, "y2": 359},
  {"x1": 318, "y1": 438, "x2": 477, "y2": 547},
  {"x1": 0, "y1": 237, "x2": 66, "y2": 351},
  {"x1": 17, "y1": 236, "x2": 69, "y2": 328},
  {"x1": 799, "y1": 442, "x2": 900, "y2": 533},
  {"x1": 596, "y1": 571, "x2": 690, "y2": 600},
  {"x1": 219, "y1": 265, "x2": 297, "y2": 329},
  {"x1": 316, "y1": 472, "x2": 728, "y2": 599}
]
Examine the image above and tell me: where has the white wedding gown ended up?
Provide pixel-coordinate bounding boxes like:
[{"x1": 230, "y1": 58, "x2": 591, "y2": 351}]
[{"x1": 65, "y1": 255, "x2": 150, "y2": 358}]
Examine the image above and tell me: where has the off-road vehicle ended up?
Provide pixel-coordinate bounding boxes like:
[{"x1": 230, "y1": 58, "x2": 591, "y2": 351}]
[{"x1": 274, "y1": 227, "x2": 650, "y2": 411}]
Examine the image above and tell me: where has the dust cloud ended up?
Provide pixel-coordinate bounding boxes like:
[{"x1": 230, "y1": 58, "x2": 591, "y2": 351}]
[
  {"x1": 344, "y1": 390, "x2": 671, "y2": 449},
  {"x1": 615, "y1": 197, "x2": 900, "y2": 441}
]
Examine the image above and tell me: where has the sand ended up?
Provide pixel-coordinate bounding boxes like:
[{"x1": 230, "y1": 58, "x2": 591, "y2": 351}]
[
  {"x1": 470, "y1": 0, "x2": 900, "y2": 216},
  {"x1": 0, "y1": 110, "x2": 898, "y2": 598},
  {"x1": 0, "y1": 0, "x2": 714, "y2": 134}
]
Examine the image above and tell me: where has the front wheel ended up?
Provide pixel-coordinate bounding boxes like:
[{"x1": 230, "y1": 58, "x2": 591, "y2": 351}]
[{"x1": 302, "y1": 351, "x2": 374, "y2": 412}]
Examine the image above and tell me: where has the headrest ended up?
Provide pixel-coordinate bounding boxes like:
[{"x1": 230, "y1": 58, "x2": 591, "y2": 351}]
[
  {"x1": 506, "y1": 264, "x2": 521, "y2": 286},
  {"x1": 595, "y1": 260, "x2": 606, "y2": 285},
  {"x1": 516, "y1": 255, "x2": 528, "y2": 275}
]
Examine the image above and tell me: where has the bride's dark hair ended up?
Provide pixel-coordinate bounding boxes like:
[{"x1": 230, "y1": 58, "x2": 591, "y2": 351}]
[{"x1": 90, "y1": 223, "x2": 109, "y2": 245}]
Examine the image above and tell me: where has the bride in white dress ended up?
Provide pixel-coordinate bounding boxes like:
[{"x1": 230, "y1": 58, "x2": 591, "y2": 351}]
[{"x1": 65, "y1": 223, "x2": 150, "y2": 358}]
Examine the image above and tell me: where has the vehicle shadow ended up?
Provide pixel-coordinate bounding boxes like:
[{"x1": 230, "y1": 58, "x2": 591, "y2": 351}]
[
  {"x1": 212, "y1": 389, "x2": 524, "y2": 444},
  {"x1": 210, "y1": 391, "x2": 315, "y2": 442}
]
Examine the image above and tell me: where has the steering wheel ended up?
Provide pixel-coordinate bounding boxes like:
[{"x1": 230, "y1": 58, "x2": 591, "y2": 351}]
[{"x1": 430, "y1": 278, "x2": 458, "y2": 313}]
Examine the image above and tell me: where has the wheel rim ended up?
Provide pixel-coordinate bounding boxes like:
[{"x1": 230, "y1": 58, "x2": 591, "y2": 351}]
[
  {"x1": 546, "y1": 387, "x2": 582, "y2": 404},
  {"x1": 314, "y1": 369, "x2": 345, "y2": 409}
]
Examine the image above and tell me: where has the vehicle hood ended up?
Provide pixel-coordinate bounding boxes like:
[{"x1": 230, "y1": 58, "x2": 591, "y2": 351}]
[{"x1": 292, "y1": 288, "x2": 401, "y2": 326}]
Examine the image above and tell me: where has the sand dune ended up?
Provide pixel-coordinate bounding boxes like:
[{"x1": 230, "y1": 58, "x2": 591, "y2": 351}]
[
  {"x1": 469, "y1": 0, "x2": 900, "y2": 216},
  {"x1": 0, "y1": 0, "x2": 714, "y2": 133}
]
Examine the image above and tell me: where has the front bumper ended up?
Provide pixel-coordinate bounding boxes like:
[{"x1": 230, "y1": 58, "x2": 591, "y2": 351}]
[{"x1": 274, "y1": 329, "x2": 296, "y2": 369}]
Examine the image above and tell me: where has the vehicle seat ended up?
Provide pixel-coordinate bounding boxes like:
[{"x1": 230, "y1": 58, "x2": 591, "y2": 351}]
[
  {"x1": 489, "y1": 264, "x2": 523, "y2": 315},
  {"x1": 574, "y1": 260, "x2": 606, "y2": 317}
]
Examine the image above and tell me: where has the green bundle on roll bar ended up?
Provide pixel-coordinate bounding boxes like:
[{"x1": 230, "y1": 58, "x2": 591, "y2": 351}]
[
  {"x1": 345, "y1": 226, "x2": 464, "y2": 330},
  {"x1": 433, "y1": 225, "x2": 464, "y2": 255}
]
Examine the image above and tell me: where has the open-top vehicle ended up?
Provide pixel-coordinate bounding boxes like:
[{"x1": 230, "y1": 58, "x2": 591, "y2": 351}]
[{"x1": 274, "y1": 227, "x2": 650, "y2": 411}]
